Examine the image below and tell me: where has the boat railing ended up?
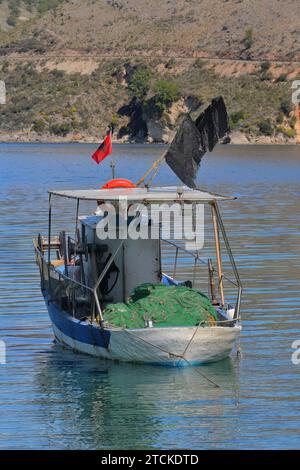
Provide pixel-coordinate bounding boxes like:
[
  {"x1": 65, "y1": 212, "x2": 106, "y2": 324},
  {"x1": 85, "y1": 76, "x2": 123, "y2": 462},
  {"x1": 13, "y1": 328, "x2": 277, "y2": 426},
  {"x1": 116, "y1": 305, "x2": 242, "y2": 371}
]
[
  {"x1": 35, "y1": 230, "x2": 242, "y2": 324},
  {"x1": 161, "y1": 238, "x2": 242, "y2": 321},
  {"x1": 34, "y1": 243, "x2": 103, "y2": 323}
]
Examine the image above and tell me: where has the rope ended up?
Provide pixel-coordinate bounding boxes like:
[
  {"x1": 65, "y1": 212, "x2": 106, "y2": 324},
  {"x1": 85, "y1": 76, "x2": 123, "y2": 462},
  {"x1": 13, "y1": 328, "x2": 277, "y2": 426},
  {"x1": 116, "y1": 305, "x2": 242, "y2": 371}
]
[
  {"x1": 123, "y1": 328, "x2": 220, "y2": 388},
  {"x1": 146, "y1": 157, "x2": 164, "y2": 187},
  {"x1": 177, "y1": 321, "x2": 201, "y2": 366},
  {"x1": 106, "y1": 315, "x2": 240, "y2": 327}
]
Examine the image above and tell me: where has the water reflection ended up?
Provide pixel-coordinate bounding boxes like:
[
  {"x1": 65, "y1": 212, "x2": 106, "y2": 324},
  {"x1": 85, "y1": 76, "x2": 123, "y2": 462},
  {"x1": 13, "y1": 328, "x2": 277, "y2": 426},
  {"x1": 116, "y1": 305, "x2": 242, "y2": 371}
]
[{"x1": 36, "y1": 346, "x2": 240, "y2": 449}]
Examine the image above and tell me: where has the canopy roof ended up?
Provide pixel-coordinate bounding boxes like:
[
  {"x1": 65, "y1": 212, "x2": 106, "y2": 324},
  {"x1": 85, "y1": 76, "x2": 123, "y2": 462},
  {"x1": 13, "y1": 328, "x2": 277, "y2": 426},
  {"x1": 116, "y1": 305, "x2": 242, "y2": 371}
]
[{"x1": 49, "y1": 186, "x2": 235, "y2": 203}]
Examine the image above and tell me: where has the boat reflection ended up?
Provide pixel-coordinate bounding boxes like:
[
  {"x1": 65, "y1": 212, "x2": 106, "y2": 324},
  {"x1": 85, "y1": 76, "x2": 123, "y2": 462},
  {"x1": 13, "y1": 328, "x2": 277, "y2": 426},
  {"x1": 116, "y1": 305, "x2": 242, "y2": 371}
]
[{"x1": 36, "y1": 344, "x2": 241, "y2": 449}]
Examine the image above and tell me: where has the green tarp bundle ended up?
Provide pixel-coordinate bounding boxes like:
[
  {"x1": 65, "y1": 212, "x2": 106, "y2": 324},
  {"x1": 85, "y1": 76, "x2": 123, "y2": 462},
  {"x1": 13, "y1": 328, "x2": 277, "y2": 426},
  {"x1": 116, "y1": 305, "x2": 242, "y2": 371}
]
[{"x1": 104, "y1": 284, "x2": 217, "y2": 329}]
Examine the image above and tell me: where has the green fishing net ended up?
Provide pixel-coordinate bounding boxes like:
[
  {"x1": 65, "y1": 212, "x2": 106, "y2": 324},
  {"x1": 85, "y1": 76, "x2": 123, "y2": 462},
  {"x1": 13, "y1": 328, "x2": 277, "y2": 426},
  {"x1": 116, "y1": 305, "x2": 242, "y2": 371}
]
[{"x1": 103, "y1": 283, "x2": 217, "y2": 329}]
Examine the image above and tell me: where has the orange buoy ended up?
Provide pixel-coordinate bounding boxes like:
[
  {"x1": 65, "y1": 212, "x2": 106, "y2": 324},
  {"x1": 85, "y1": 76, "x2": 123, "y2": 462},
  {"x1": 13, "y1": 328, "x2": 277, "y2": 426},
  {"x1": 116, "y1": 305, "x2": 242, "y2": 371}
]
[{"x1": 101, "y1": 179, "x2": 136, "y2": 189}]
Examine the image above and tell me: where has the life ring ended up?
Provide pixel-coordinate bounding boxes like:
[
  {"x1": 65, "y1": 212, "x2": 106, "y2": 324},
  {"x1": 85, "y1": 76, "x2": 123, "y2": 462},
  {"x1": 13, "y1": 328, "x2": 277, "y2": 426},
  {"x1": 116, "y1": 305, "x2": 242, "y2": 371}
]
[{"x1": 101, "y1": 178, "x2": 136, "y2": 189}]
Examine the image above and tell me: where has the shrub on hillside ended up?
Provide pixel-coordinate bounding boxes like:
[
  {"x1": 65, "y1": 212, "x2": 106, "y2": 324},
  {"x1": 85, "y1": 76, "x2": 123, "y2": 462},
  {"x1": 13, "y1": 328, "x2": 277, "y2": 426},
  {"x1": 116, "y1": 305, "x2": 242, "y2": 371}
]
[
  {"x1": 230, "y1": 110, "x2": 246, "y2": 127},
  {"x1": 151, "y1": 80, "x2": 180, "y2": 112},
  {"x1": 32, "y1": 119, "x2": 46, "y2": 133},
  {"x1": 276, "y1": 73, "x2": 288, "y2": 82},
  {"x1": 277, "y1": 125, "x2": 296, "y2": 138},
  {"x1": 243, "y1": 28, "x2": 254, "y2": 49},
  {"x1": 193, "y1": 58, "x2": 205, "y2": 69},
  {"x1": 258, "y1": 119, "x2": 273, "y2": 136},
  {"x1": 260, "y1": 61, "x2": 271, "y2": 73},
  {"x1": 260, "y1": 71, "x2": 273, "y2": 81},
  {"x1": 50, "y1": 122, "x2": 71, "y2": 136},
  {"x1": 7, "y1": 16, "x2": 17, "y2": 27},
  {"x1": 280, "y1": 99, "x2": 292, "y2": 116},
  {"x1": 128, "y1": 67, "x2": 152, "y2": 103}
]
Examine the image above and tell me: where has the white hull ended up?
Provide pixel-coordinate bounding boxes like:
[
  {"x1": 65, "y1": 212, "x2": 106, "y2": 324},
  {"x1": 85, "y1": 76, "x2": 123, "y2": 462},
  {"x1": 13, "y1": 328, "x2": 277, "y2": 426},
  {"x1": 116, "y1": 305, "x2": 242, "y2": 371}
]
[{"x1": 52, "y1": 322, "x2": 241, "y2": 366}]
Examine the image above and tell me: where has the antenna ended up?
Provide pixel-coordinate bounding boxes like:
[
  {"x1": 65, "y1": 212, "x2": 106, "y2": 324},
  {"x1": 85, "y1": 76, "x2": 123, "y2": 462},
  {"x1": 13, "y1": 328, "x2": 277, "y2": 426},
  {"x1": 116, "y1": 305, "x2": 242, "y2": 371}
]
[{"x1": 109, "y1": 122, "x2": 116, "y2": 179}]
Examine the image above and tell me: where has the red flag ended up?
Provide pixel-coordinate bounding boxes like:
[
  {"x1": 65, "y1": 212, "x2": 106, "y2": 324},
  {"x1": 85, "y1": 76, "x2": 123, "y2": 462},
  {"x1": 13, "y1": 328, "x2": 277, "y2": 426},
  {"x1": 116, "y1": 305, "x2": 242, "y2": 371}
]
[{"x1": 92, "y1": 131, "x2": 112, "y2": 164}]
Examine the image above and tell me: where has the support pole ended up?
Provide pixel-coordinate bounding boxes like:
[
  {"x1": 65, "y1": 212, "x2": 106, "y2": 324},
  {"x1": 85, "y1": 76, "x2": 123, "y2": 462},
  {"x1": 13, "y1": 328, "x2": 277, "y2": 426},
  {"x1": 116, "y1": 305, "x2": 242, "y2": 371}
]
[
  {"x1": 47, "y1": 193, "x2": 52, "y2": 295},
  {"x1": 211, "y1": 202, "x2": 225, "y2": 306},
  {"x1": 136, "y1": 150, "x2": 167, "y2": 187},
  {"x1": 73, "y1": 199, "x2": 80, "y2": 269},
  {"x1": 208, "y1": 258, "x2": 218, "y2": 305},
  {"x1": 47, "y1": 193, "x2": 52, "y2": 266},
  {"x1": 72, "y1": 199, "x2": 80, "y2": 317},
  {"x1": 213, "y1": 201, "x2": 243, "y2": 320},
  {"x1": 62, "y1": 231, "x2": 68, "y2": 278},
  {"x1": 77, "y1": 228, "x2": 86, "y2": 287},
  {"x1": 93, "y1": 239, "x2": 125, "y2": 324}
]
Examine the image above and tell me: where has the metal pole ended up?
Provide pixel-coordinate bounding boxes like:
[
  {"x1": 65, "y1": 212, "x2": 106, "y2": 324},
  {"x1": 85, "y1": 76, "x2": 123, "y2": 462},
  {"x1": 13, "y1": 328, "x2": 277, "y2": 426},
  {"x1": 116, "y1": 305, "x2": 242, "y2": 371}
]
[
  {"x1": 211, "y1": 202, "x2": 225, "y2": 306},
  {"x1": 47, "y1": 193, "x2": 52, "y2": 296},
  {"x1": 192, "y1": 256, "x2": 197, "y2": 288},
  {"x1": 213, "y1": 202, "x2": 243, "y2": 320},
  {"x1": 92, "y1": 239, "x2": 125, "y2": 323},
  {"x1": 73, "y1": 199, "x2": 80, "y2": 269},
  {"x1": 213, "y1": 202, "x2": 242, "y2": 287},
  {"x1": 61, "y1": 231, "x2": 68, "y2": 278},
  {"x1": 110, "y1": 159, "x2": 116, "y2": 179},
  {"x1": 94, "y1": 293, "x2": 103, "y2": 324},
  {"x1": 208, "y1": 258, "x2": 218, "y2": 305},
  {"x1": 71, "y1": 199, "x2": 80, "y2": 317},
  {"x1": 173, "y1": 247, "x2": 179, "y2": 278},
  {"x1": 48, "y1": 193, "x2": 52, "y2": 266},
  {"x1": 158, "y1": 222, "x2": 162, "y2": 281},
  {"x1": 94, "y1": 240, "x2": 125, "y2": 291}
]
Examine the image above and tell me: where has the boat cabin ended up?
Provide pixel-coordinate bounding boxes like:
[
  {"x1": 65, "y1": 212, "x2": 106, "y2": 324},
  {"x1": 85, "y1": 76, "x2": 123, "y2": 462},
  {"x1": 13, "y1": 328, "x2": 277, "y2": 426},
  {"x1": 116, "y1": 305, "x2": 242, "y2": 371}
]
[{"x1": 34, "y1": 186, "x2": 242, "y2": 328}]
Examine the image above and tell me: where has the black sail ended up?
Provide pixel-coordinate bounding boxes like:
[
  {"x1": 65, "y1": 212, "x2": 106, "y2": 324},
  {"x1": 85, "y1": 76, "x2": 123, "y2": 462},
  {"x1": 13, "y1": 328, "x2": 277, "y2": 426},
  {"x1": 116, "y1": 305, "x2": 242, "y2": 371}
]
[
  {"x1": 165, "y1": 96, "x2": 229, "y2": 188},
  {"x1": 195, "y1": 96, "x2": 229, "y2": 152},
  {"x1": 165, "y1": 114, "x2": 205, "y2": 189}
]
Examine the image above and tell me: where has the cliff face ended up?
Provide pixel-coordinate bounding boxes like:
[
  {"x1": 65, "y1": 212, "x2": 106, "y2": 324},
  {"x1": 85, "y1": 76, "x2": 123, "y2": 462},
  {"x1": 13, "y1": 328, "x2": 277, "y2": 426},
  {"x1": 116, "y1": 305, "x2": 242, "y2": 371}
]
[{"x1": 0, "y1": 1, "x2": 299, "y2": 143}]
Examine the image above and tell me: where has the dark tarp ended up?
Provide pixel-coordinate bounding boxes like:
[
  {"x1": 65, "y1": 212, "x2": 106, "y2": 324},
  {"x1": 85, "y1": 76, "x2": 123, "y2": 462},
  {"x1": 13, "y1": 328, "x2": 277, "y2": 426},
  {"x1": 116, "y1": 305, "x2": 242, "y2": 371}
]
[
  {"x1": 165, "y1": 96, "x2": 229, "y2": 188},
  {"x1": 195, "y1": 96, "x2": 229, "y2": 151},
  {"x1": 165, "y1": 114, "x2": 205, "y2": 189}
]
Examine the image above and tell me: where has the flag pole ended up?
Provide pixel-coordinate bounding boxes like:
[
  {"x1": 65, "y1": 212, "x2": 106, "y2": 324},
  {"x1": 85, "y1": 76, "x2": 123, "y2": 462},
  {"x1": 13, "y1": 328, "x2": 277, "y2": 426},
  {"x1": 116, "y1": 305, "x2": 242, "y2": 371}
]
[
  {"x1": 110, "y1": 159, "x2": 116, "y2": 179},
  {"x1": 109, "y1": 123, "x2": 115, "y2": 179}
]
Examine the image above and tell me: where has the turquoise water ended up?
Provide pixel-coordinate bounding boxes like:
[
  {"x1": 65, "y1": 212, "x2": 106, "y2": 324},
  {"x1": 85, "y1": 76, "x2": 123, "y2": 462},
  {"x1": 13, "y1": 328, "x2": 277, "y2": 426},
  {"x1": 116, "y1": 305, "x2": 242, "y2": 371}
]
[{"x1": 0, "y1": 143, "x2": 300, "y2": 449}]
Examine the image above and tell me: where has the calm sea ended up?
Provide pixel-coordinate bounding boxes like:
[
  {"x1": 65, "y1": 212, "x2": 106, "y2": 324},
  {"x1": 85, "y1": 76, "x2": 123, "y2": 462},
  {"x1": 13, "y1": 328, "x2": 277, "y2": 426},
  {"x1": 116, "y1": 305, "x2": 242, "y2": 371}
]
[{"x1": 0, "y1": 143, "x2": 300, "y2": 449}]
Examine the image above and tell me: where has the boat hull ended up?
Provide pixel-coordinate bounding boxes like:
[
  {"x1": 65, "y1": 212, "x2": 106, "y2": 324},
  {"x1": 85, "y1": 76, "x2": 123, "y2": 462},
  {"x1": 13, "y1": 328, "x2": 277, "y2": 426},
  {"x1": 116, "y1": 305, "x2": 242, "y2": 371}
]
[{"x1": 46, "y1": 296, "x2": 241, "y2": 366}]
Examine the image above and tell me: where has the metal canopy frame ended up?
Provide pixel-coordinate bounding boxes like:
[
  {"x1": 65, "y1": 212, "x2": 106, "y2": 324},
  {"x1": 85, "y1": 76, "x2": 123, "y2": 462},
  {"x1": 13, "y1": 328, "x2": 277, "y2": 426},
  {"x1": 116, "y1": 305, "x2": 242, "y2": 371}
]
[
  {"x1": 48, "y1": 186, "x2": 235, "y2": 203},
  {"x1": 45, "y1": 190, "x2": 242, "y2": 325},
  {"x1": 212, "y1": 201, "x2": 243, "y2": 320}
]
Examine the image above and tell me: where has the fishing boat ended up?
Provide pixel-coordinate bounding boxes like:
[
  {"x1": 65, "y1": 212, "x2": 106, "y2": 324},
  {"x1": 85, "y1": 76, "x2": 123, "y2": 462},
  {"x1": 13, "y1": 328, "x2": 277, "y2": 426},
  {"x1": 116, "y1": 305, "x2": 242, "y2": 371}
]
[
  {"x1": 34, "y1": 96, "x2": 242, "y2": 366},
  {"x1": 34, "y1": 184, "x2": 242, "y2": 366}
]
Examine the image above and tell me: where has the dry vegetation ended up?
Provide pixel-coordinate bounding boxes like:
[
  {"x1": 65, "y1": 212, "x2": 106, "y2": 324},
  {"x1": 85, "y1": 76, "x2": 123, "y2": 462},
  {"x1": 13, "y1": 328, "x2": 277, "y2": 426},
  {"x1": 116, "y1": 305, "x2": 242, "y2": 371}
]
[{"x1": 0, "y1": 0, "x2": 299, "y2": 142}]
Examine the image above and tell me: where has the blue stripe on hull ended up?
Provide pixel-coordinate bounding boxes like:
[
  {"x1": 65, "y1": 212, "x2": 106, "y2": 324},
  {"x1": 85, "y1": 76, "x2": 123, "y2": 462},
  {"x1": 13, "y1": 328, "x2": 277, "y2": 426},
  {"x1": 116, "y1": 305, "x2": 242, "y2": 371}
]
[{"x1": 44, "y1": 294, "x2": 110, "y2": 349}]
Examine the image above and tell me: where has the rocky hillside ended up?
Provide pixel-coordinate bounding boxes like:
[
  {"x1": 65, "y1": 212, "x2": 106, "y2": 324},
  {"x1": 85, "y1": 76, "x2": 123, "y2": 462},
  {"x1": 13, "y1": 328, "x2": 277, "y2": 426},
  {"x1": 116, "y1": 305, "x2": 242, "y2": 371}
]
[
  {"x1": 1, "y1": 0, "x2": 299, "y2": 60},
  {"x1": 0, "y1": 0, "x2": 299, "y2": 143}
]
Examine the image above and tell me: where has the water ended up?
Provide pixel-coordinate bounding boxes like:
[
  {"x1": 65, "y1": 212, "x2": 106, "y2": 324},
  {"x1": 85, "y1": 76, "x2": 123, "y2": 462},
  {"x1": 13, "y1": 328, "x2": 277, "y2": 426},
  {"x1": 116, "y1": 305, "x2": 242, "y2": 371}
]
[{"x1": 0, "y1": 143, "x2": 300, "y2": 449}]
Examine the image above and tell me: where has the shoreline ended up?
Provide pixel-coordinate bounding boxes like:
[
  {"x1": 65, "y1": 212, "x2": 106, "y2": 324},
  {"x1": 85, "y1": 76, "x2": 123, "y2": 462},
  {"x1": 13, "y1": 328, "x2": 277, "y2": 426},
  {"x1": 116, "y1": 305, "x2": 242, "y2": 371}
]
[{"x1": 0, "y1": 130, "x2": 299, "y2": 145}]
